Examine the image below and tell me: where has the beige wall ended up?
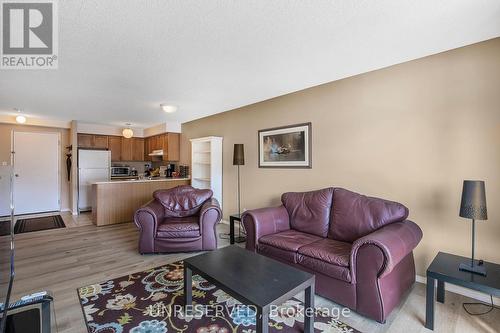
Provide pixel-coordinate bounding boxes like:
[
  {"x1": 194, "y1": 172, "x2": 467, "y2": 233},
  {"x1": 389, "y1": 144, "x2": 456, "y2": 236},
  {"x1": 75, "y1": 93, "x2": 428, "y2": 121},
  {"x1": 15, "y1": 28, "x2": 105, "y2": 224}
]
[
  {"x1": 181, "y1": 38, "x2": 500, "y2": 276},
  {"x1": 0, "y1": 124, "x2": 72, "y2": 211}
]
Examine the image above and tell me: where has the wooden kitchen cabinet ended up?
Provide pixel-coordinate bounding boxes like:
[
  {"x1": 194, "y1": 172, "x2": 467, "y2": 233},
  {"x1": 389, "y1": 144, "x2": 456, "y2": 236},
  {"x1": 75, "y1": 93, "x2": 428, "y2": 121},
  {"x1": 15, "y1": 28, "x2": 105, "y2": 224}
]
[
  {"x1": 121, "y1": 137, "x2": 144, "y2": 161},
  {"x1": 78, "y1": 134, "x2": 109, "y2": 149},
  {"x1": 132, "y1": 138, "x2": 144, "y2": 161},
  {"x1": 121, "y1": 137, "x2": 133, "y2": 161},
  {"x1": 142, "y1": 133, "x2": 180, "y2": 161},
  {"x1": 79, "y1": 134, "x2": 148, "y2": 162},
  {"x1": 108, "y1": 136, "x2": 122, "y2": 161},
  {"x1": 162, "y1": 133, "x2": 180, "y2": 161},
  {"x1": 144, "y1": 137, "x2": 151, "y2": 161},
  {"x1": 77, "y1": 134, "x2": 94, "y2": 148},
  {"x1": 93, "y1": 135, "x2": 109, "y2": 149}
]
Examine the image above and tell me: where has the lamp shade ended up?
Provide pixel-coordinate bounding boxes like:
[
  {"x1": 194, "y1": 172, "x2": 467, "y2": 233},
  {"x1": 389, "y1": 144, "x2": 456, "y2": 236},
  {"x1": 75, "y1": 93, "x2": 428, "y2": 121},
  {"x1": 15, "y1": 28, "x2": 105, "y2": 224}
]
[
  {"x1": 233, "y1": 144, "x2": 244, "y2": 166},
  {"x1": 459, "y1": 180, "x2": 487, "y2": 220}
]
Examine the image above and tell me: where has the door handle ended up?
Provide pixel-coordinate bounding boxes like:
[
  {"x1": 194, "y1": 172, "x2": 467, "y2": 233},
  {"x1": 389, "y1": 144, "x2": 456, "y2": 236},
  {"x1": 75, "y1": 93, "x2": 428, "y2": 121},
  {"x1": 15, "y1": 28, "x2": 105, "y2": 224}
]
[{"x1": 15, "y1": 174, "x2": 19, "y2": 177}]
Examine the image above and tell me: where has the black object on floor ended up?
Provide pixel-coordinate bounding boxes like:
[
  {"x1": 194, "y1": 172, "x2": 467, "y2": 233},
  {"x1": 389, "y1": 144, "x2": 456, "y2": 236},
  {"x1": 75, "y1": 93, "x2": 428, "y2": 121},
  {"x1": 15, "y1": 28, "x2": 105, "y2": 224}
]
[
  {"x1": 13, "y1": 215, "x2": 66, "y2": 234},
  {"x1": 0, "y1": 220, "x2": 11, "y2": 236}
]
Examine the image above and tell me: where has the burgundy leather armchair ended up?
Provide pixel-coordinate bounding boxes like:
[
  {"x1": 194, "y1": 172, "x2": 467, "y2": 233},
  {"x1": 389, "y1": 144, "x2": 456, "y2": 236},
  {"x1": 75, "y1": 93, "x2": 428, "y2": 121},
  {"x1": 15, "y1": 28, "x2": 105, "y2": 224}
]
[
  {"x1": 134, "y1": 185, "x2": 222, "y2": 254},
  {"x1": 242, "y1": 187, "x2": 422, "y2": 323}
]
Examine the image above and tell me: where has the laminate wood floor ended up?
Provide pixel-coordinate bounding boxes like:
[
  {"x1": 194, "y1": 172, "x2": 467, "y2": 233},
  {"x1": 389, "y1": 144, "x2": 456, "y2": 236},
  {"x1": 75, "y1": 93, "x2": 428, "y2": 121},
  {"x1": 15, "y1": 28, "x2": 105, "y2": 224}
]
[{"x1": 5, "y1": 213, "x2": 500, "y2": 333}]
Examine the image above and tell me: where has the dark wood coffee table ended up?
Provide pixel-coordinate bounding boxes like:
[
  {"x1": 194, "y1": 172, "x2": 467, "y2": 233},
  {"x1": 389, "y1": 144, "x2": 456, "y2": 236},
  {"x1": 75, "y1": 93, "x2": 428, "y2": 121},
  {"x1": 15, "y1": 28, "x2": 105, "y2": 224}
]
[{"x1": 184, "y1": 246, "x2": 315, "y2": 333}]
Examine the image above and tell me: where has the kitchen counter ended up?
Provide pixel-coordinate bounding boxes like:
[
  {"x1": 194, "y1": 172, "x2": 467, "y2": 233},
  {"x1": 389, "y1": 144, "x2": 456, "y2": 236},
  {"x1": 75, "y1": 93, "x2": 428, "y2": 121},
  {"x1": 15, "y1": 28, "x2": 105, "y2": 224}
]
[
  {"x1": 95, "y1": 177, "x2": 190, "y2": 184},
  {"x1": 91, "y1": 177, "x2": 191, "y2": 226}
]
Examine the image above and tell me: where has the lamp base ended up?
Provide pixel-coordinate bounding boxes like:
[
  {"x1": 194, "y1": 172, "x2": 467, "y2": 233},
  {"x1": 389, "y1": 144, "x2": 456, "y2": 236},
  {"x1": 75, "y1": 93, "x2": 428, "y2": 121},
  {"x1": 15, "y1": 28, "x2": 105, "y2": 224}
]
[{"x1": 459, "y1": 262, "x2": 486, "y2": 276}]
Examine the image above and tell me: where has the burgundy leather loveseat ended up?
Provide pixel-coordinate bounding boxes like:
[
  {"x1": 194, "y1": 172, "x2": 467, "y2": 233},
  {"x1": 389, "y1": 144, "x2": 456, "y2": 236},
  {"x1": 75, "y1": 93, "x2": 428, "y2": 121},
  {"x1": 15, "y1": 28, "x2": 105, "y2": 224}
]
[
  {"x1": 242, "y1": 187, "x2": 422, "y2": 323},
  {"x1": 134, "y1": 185, "x2": 222, "y2": 254}
]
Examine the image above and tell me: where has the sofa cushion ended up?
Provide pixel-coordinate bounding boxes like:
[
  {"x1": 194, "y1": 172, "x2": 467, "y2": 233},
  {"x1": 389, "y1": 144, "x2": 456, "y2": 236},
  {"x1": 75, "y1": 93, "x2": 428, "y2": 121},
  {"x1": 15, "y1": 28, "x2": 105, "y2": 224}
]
[
  {"x1": 259, "y1": 230, "x2": 322, "y2": 252},
  {"x1": 297, "y1": 255, "x2": 352, "y2": 282},
  {"x1": 157, "y1": 216, "x2": 200, "y2": 238},
  {"x1": 154, "y1": 185, "x2": 212, "y2": 217},
  {"x1": 258, "y1": 244, "x2": 298, "y2": 263},
  {"x1": 298, "y1": 238, "x2": 352, "y2": 267},
  {"x1": 329, "y1": 188, "x2": 409, "y2": 243},
  {"x1": 281, "y1": 187, "x2": 334, "y2": 237},
  {"x1": 258, "y1": 230, "x2": 322, "y2": 263}
]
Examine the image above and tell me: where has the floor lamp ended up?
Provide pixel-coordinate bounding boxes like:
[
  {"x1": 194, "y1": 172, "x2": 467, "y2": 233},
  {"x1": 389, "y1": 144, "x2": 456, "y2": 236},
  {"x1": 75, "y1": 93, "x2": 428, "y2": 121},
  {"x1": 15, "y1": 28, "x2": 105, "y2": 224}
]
[
  {"x1": 458, "y1": 180, "x2": 488, "y2": 276},
  {"x1": 233, "y1": 144, "x2": 246, "y2": 243}
]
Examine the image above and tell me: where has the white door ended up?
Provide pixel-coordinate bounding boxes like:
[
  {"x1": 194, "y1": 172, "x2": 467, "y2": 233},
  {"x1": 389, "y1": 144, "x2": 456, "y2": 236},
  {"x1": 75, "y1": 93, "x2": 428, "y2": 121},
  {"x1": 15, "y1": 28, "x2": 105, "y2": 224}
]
[{"x1": 13, "y1": 132, "x2": 60, "y2": 215}]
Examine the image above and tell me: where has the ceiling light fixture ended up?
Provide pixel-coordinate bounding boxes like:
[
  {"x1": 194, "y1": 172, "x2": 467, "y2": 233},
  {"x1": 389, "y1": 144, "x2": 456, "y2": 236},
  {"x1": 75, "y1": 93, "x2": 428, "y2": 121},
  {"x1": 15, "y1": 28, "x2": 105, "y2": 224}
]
[
  {"x1": 122, "y1": 123, "x2": 134, "y2": 138},
  {"x1": 14, "y1": 109, "x2": 26, "y2": 124},
  {"x1": 161, "y1": 104, "x2": 177, "y2": 113}
]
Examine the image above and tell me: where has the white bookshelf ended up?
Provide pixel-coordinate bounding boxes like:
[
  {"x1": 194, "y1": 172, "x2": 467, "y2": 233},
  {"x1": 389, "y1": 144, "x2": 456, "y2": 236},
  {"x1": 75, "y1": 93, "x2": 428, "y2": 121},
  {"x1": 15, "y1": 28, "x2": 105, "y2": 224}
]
[{"x1": 190, "y1": 136, "x2": 223, "y2": 210}]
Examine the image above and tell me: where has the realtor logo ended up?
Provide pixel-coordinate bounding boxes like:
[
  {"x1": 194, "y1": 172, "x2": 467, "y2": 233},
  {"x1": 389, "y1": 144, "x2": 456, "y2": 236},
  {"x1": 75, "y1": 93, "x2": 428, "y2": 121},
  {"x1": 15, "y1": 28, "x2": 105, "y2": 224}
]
[{"x1": 1, "y1": 0, "x2": 58, "y2": 69}]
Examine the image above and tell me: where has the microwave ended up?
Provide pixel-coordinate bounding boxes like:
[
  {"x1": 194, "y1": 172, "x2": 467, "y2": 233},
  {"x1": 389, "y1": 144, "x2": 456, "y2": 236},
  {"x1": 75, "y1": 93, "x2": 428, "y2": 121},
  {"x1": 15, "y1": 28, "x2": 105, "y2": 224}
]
[{"x1": 111, "y1": 166, "x2": 130, "y2": 177}]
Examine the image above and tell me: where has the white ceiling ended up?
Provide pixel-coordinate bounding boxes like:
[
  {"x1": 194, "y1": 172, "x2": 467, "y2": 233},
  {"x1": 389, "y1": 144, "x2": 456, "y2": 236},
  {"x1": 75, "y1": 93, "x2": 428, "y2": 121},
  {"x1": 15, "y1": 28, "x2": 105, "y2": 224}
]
[{"x1": 1, "y1": 0, "x2": 500, "y2": 128}]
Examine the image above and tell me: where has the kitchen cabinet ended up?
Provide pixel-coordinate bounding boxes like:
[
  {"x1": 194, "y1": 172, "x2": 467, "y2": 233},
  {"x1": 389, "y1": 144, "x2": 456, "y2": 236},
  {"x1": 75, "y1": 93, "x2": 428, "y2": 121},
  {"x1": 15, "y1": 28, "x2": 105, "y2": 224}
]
[
  {"x1": 143, "y1": 133, "x2": 180, "y2": 161},
  {"x1": 78, "y1": 134, "x2": 109, "y2": 149},
  {"x1": 121, "y1": 137, "x2": 144, "y2": 161},
  {"x1": 77, "y1": 134, "x2": 94, "y2": 148},
  {"x1": 144, "y1": 137, "x2": 151, "y2": 161},
  {"x1": 132, "y1": 138, "x2": 144, "y2": 161},
  {"x1": 79, "y1": 132, "x2": 179, "y2": 162},
  {"x1": 93, "y1": 135, "x2": 109, "y2": 149},
  {"x1": 162, "y1": 133, "x2": 180, "y2": 161},
  {"x1": 121, "y1": 137, "x2": 133, "y2": 161},
  {"x1": 108, "y1": 136, "x2": 122, "y2": 161}
]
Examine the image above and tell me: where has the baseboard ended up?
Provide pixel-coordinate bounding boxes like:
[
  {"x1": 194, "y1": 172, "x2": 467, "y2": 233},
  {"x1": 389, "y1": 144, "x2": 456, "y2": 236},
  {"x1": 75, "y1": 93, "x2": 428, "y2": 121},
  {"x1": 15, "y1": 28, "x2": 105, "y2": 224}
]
[{"x1": 416, "y1": 275, "x2": 500, "y2": 306}]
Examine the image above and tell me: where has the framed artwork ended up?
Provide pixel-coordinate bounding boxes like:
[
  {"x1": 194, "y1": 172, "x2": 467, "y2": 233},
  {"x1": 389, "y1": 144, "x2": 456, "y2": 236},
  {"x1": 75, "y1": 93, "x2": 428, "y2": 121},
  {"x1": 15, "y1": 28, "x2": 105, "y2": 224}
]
[{"x1": 258, "y1": 122, "x2": 312, "y2": 168}]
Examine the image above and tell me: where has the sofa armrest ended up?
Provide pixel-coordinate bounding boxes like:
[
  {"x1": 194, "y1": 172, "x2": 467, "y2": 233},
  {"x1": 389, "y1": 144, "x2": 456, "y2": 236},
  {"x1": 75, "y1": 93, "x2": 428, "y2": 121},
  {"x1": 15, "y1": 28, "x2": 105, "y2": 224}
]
[
  {"x1": 242, "y1": 206, "x2": 290, "y2": 251},
  {"x1": 199, "y1": 198, "x2": 222, "y2": 250},
  {"x1": 134, "y1": 199, "x2": 165, "y2": 254},
  {"x1": 350, "y1": 220, "x2": 422, "y2": 282},
  {"x1": 200, "y1": 198, "x2": 222, "y2": 228},
  {"x1": 200, "y1": 198, "x2": 222, "y2": 222}
]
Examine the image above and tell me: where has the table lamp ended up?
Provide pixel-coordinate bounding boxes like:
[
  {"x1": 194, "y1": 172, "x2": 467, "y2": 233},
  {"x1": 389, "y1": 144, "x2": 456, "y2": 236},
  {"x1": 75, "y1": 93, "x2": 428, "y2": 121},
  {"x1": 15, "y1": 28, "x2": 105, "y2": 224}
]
[{"x1": 459, "y1": 180, "x2": 488, "y2": 276}]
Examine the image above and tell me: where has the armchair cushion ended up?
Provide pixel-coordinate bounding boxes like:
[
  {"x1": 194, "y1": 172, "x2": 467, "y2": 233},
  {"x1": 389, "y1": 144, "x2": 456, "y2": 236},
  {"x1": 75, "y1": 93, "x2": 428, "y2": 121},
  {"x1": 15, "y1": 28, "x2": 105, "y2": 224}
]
[
  {"x1": 281, "y1": 187, "x2": 334, "y2": 237},
  {"x1": 329, "y1": 188, "x2": 409, "y2": 242},
  {"x1": 156, "y1": 216, "x2": 200, "y2": 238},
  {"x1": 153, "y1": 185, "x2": 213, "y2": 217}
]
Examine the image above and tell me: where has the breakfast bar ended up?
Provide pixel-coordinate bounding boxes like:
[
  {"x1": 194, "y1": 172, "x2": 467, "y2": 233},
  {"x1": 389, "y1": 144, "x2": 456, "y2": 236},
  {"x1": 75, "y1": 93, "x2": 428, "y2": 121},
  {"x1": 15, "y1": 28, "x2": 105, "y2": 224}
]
[{"x1": 91, "y1": 177, "x2": 190, "y2": 226}]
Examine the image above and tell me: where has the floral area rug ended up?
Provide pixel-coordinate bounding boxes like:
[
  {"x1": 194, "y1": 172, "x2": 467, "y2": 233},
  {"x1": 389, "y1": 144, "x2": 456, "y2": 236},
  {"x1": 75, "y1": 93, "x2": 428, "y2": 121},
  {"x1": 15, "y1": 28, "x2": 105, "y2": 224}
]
[{"x1": 77, "y1": 260, "x2": 360, "y2": 333}]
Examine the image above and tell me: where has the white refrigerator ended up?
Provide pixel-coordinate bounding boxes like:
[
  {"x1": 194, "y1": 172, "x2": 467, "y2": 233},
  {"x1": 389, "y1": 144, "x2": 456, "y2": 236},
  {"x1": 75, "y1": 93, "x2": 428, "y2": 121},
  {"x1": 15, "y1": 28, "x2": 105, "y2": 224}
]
[{"x1": 78, "y1": 150, "x2": 111, "y2": 212}]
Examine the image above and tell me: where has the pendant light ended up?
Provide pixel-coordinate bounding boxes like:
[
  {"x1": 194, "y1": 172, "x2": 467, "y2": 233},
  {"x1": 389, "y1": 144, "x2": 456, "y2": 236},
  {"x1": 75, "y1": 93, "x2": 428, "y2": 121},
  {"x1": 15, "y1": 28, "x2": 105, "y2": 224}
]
[
  {"x1": 122, "y1": 123, "x2": 133, "y2": 138},
  {"x1": 15, "y1": 109, "x2": 26, "y2": 124}
]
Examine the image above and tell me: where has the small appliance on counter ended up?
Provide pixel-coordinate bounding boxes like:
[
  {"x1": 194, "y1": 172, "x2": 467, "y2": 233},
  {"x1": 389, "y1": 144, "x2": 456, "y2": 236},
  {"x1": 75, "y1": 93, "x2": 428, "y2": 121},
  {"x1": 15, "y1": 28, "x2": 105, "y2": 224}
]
[
  {"x1": 179, "y1": 165, "x2": 189, "y2": 178},
  {"x1": 111, "y1": 165, "x2": 130, "y2": 177},
  {"x1": 166, "y1": 163, "x2": 176, "y2": 177}
]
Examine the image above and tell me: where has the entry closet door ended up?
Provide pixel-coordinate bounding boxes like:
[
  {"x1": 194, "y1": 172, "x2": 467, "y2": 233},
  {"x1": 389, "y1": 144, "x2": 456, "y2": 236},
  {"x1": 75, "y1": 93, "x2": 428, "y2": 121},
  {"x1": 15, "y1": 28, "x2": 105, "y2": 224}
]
[{"x1": 13, "y1": 132, "x2": 60, "y2": 215}]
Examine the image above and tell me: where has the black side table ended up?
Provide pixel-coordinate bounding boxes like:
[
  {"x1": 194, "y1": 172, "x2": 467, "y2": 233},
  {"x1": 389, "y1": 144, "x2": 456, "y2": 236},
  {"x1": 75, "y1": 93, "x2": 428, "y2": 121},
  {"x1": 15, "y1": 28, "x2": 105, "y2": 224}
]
[
  {"x1": 229, "y1": 213, "x2": 246, "y2": 245},
  {"x1": 425, "y1": 251, "x2": 500, "y2": 330}
]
